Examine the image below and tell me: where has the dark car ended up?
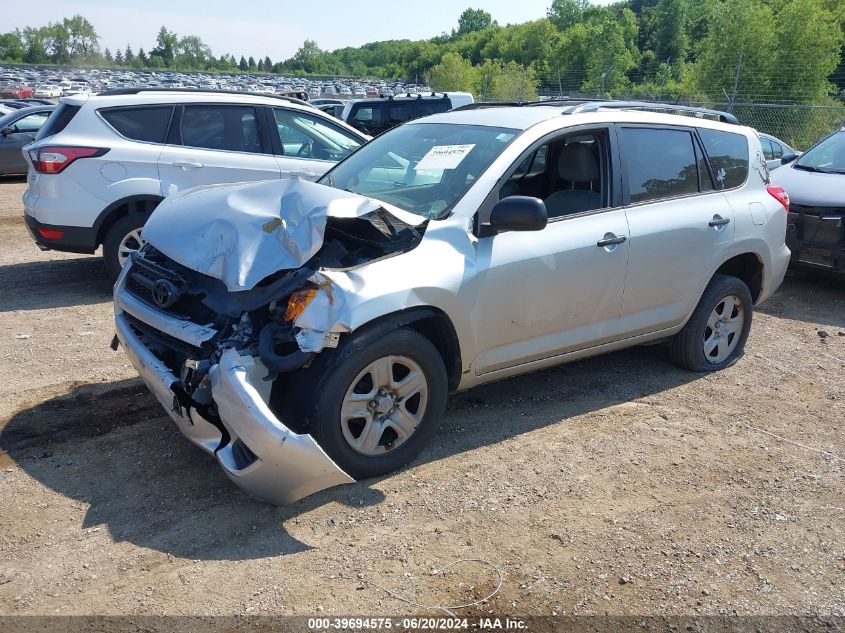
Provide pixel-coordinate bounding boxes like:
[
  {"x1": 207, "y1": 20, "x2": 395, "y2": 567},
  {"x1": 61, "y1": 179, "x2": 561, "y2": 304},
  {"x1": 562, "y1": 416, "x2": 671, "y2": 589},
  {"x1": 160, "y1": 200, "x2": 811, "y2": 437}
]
[
  {"x1": 340, "y1": 92, "x2": 474, "y2": 136},
  {"x1": 0, "y1": 105, "x2": 55, "y2": 175},
  {"x1": 771, "y1": 128, "x2": 845, "y2": 274}
]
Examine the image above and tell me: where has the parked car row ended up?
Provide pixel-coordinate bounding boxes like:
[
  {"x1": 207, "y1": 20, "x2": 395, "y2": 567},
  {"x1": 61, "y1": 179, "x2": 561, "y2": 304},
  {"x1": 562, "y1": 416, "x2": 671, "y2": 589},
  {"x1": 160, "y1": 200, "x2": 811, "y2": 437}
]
[{"x1": 0, "y1": 65, "x2": 432, "y2": 102}]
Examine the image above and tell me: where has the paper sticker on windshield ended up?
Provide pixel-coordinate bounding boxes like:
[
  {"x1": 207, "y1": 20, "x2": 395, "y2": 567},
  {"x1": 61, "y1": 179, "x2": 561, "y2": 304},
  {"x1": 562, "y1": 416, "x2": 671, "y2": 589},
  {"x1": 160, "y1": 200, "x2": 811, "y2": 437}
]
[{"x1": 416, "y1": 144, "x2": 476, "y2": 171}]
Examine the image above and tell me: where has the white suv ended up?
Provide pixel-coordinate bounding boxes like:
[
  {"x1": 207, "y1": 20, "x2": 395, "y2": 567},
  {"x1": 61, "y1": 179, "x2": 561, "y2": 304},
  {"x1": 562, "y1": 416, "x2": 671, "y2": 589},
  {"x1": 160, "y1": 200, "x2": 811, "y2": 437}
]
[
  {"x1": 22, "y1": 89, "x2": 368, "y2": 278},
  {"x1": 113, "y1": 100, "x2": 791, "y2": 504}
]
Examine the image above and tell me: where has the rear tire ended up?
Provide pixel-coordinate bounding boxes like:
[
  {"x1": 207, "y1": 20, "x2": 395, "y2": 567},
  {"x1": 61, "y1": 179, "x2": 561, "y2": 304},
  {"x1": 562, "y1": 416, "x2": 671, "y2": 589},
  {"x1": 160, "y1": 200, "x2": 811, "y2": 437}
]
[
  {"x1": 669, "y1": 274, "x2": 753, "y2": 372},
  {"x1": 103, "y1": 212, "x2": 151, "y2": 280}
]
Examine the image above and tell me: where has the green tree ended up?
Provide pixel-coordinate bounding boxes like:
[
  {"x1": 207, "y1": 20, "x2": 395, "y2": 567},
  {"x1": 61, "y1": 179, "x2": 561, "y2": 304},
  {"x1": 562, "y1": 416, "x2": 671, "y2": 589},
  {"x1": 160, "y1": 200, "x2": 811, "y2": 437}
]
[
  {"x1": 771, "y1": 0, "x2": 843, "y2": 101},
  {"x1": 694, "y1": 0, "x2": 777, "y2": 101},
  {"x1": 581, "y1": 8, "x2": 639, "y2": 95},
  {"x1": 64, "y1": 15, "x2": 99, "y2": 59},
  {"x1": 44, "y1": 23, "x2": 71, "y2": 64},
  {"x1": 286, "y1": 39, "x2": 327, "y2": 73},
  {"x1": 264, "y1": 55, "x2": 273, "y2": 73},
  {"x1": 428, "y1": 52, "x2": 478, "y2": 92},
  {"x1": 0, "y1": 31, "x2": 24, "y2": 62},
  {"x1": 238, "y1": 55, "x2": 248, "y2": 71},
  {"x1": 248, "y1": 55, "x2": 257, "y2": 70},
  {"x1": 456, "y1": 8, "x2": 494, "y2": 36},
  {"x1": 548, "y1": 0, "x2": 589, "y2": 32},
  {"x1": 124, "y1": 44, "x2": 135, "y2": 66},
  {"x1": 651, "y1": 0, "x2": 688, "y2": 67},
  {"x1": 22, "y1": 27, "x2": 48, "y2": 64},
  {"x1": 150, "y1": 26, "x2": 178, "y2": 67},
  {"x1": 103, "y1": 47, "x2": 113, "y2": 64},
  {"x1": 137, "y1": 47, "x2": 148, "y2": 66},
  {"x1": 114, "y1": 48, "x2": 124, "y2": 65},
  {"x1": 176, "y1": 35, "x2": 212, "y2": 69}
]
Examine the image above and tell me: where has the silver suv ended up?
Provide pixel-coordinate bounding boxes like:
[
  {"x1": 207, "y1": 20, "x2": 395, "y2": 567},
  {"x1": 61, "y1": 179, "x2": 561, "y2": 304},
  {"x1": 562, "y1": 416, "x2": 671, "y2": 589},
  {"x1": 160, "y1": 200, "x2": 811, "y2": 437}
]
[
  {"x1": 22, "y1": 88, "x2": 367, "y2": 278},
  {"x1": 113, "y1": 101, "x2": 791, "y2": 504}
]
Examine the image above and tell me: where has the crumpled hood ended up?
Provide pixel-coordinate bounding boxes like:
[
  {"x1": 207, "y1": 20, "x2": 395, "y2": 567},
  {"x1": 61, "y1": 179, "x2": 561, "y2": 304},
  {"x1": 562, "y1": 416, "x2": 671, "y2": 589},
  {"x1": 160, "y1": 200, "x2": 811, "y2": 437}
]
[
  {"x1": 142, "y1": 178, "x2": 425, "y2": 292},
  {"x1": 770, "y1": 165, "x2": 845, "y2": 207}
]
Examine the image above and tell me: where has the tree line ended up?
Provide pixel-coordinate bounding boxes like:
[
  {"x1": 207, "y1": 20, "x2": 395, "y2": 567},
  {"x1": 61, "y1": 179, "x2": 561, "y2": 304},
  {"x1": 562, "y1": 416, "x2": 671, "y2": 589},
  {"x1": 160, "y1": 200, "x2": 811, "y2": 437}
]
[{"x1": 1, "y1": 1, "x2": 843, "y2": 104}]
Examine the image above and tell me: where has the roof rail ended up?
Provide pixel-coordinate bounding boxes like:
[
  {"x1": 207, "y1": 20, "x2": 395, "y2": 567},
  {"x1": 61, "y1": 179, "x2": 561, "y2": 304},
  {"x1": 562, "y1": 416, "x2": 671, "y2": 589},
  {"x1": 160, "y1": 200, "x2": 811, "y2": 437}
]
[
  {"x1": 96, "y1": 87, "x2": 310, "y2": 107},
  {"x1": 563, "y1": 100, "x2": 739, "y2": 124},
  {"x1": 451, "y1": 101, "x2": 523, "y2": 111}
]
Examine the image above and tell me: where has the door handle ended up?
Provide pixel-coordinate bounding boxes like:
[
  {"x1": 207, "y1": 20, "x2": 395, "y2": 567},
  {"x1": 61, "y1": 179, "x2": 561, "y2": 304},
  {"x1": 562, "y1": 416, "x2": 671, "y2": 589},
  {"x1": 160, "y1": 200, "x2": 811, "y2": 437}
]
[
  {"x1": 596, "y1": 234, "x2": 627, "y2": 247},
  {"x1": 172, "y1": 161, "x2": 203, "y2": 169},
  {"x1": 709, "y1": 215, "x2": 731, "y2": 227}
]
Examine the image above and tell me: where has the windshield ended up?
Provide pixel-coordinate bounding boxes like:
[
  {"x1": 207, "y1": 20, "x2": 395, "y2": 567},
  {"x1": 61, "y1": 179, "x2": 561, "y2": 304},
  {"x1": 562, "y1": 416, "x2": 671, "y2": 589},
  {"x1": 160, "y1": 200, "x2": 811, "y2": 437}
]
[
  {"x1": 794, "y1": 131, "x2": 845, "y2": 174},
  {"x1": 319, "y1": 123, "x2": 519, "y2": 219}
]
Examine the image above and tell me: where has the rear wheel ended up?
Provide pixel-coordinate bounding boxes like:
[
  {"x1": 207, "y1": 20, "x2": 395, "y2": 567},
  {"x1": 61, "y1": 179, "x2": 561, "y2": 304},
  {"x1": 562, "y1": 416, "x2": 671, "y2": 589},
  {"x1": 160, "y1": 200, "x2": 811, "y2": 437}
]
[
  {"x1": 669, "y1": 274, "x2": 753, "y2": 372},
  {"x1": 102, "y1": 211, "x2": 151, "y2": 280},
  {"x1": 300, "y1": 327, "x2": 448, "y2": 479}
]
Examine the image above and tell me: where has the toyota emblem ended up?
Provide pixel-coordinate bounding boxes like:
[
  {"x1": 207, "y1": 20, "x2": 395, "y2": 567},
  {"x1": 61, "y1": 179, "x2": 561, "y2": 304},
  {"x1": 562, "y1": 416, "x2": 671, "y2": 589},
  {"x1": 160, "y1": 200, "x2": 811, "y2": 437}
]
[{"x1": 151, "y1": 279, "x2": 180, "y2": 309}]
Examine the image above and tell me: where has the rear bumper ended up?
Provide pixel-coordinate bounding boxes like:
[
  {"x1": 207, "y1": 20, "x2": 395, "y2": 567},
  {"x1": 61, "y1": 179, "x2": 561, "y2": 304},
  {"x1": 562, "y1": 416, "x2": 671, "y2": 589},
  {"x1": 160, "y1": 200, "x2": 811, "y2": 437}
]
[
  {"x1": 23, "y1": 211, "x2": 98, "y2": 254},
  {"x1": 113, "y1": 269, "x2": 353, "y2": 505}
]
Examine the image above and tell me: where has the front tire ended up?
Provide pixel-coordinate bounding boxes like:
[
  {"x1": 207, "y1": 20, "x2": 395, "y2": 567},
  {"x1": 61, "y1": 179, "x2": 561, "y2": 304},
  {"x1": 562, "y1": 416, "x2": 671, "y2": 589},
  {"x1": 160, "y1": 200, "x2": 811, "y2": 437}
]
[
  {"x1": 669, "y1": 274, "x2": 753, "y2": 372},
  {"x1": 301, "y1": 327, "x2": 448, "y2": 479},
  {"x1": 103, "y1": 212, "x2": 151, "y2": 280}
]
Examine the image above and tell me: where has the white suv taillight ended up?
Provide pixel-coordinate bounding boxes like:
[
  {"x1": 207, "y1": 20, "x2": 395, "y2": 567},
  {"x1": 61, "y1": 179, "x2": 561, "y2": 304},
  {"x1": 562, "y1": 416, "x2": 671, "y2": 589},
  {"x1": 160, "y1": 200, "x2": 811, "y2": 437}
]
[
  {"x1": 28, "y1": 146, "x2": 109, "y2": 174},
  {"x1": 766, "y1": 184, "x2": 789, "y2": 212}
]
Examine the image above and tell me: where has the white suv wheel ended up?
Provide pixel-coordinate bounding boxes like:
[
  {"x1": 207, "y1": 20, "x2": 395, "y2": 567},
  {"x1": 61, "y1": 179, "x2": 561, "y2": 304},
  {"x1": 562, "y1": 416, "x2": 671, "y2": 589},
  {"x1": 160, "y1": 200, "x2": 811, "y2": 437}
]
[{"x1": 117, "y1": 228, "x2": 143, "y2": 268}]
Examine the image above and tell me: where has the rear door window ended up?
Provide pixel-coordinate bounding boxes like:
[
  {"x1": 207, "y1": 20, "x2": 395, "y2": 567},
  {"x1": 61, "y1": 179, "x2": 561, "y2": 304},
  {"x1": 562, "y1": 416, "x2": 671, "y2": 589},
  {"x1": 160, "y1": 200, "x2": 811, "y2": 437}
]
[
  {"x1": 180, "y1": 105, "x2": 263, "y2": 153},
  {"x1": 273, "y1": 108, "x2": 362, "y2": 161},
  {"x1": 11, "y1": 112, "x2": 50, "y2": 133},
  {"x1": 698, "y1": 129, "x2": 749, "y2": 189},
  {"x1": 101, "y1": 106, "x2": 173, "y2": 143},
  {"x1": 620, "y1": 127, "x2": 701, "y2": 204}
]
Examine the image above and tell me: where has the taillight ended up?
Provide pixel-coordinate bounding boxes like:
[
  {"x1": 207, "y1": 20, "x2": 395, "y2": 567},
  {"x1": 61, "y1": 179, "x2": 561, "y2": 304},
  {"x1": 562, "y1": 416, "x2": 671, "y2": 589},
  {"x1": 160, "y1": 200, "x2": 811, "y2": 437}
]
[
  {"x1": 37, "y1": 227, "x2": 65, "y2": 240},
  {"x1": 28, "y1": 146, "x2": 108, "y2": 174},
  {"x1": 766, "y1": 185, "x2": 789, "y2": 212}
]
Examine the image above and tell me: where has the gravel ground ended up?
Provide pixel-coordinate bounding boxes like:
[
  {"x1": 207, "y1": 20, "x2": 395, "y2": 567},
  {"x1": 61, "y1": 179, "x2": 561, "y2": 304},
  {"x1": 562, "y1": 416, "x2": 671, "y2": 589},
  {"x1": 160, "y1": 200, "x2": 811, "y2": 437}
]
[{"x1": 0, "y1": 177, "x2": 843, "y2": 618}]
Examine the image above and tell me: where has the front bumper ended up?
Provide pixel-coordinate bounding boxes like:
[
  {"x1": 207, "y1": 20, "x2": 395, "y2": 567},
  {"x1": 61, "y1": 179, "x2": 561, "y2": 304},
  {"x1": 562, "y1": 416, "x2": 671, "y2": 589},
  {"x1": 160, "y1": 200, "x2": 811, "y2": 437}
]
[{"x1": 114, "y1": 271, "x2": 354, "y2": 505}]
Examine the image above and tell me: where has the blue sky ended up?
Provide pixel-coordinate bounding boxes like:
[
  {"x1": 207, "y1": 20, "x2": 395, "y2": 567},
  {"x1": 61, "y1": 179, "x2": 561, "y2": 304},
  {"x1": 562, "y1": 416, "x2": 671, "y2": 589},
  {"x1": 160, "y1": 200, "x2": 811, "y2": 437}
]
[{"x1": 7, "y1": 0, "x2": 613, "y2": 62}]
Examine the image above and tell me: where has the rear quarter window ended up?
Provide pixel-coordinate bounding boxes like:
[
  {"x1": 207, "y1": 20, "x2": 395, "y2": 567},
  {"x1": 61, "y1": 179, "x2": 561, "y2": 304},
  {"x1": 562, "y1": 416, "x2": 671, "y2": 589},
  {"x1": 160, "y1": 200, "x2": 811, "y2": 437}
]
[
  {"x1": 100, "y1": 106, "x2": 174, "y2": 143},
  {"x1": 35, "y1": 103, "x2": 80, "y2": 140},
  {"x1": 698, "y1": 129, "x2": 749, "y2": 189}
]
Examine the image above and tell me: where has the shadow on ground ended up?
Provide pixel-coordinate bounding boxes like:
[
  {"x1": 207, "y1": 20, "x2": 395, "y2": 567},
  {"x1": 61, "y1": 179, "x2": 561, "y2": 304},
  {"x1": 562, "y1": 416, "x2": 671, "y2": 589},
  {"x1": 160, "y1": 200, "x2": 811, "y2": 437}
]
[
  {"x1": 0, "y1": 343, "x2": 700, "y2": 561},
  {"x1": 757, "y1": 269, "x2": 845, "y2": 330},
  {"x1": 0, "y1": 257, "x2": 112, "y2": 312}
]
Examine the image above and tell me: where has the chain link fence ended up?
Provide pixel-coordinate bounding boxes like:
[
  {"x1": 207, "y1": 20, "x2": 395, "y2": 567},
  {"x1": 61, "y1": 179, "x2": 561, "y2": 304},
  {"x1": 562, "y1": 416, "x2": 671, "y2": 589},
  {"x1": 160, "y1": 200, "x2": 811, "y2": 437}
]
[{"x1": 689, "y1": 102, "x2": 845, "y2": 151}]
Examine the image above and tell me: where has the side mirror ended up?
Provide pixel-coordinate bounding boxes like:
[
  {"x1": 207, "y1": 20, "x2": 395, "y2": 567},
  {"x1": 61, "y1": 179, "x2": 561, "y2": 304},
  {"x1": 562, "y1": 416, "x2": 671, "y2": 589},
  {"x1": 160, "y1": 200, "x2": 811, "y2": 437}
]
[
  {"x1": 481, "y1": 196, "x2": 548, "y2": 237},
  {"x1": 781, "y1": 152, "x2": 799, "y2": 165},
  {"x1": 0, "y1": 126, "x2": 13, "y2": 136}
]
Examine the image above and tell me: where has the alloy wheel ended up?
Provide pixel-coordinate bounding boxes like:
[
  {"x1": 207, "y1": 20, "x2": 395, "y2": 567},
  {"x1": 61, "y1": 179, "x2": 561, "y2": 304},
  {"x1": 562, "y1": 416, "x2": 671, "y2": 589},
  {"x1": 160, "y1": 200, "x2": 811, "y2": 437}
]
[
  {"x1": 703, "y1": 294, "x2": 744, "y2": 363},
  {"x1": 340, "y1": 355, "x2": 429, "y2": 456}
]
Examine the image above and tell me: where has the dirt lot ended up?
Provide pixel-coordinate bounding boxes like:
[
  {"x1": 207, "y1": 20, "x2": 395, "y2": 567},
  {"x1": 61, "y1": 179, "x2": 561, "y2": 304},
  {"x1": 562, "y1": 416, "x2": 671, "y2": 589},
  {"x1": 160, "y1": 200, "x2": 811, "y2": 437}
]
[{"x1": 0, "y1": 177, "x2": 843, "y2": 619}]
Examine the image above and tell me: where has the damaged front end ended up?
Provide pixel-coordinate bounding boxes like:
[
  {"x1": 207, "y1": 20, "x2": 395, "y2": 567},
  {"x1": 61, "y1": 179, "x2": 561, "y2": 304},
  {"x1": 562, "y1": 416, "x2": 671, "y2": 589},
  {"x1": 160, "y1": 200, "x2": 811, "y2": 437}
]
[{"x1": 113, "y1": 179, "x2": 427, "y2": 504}]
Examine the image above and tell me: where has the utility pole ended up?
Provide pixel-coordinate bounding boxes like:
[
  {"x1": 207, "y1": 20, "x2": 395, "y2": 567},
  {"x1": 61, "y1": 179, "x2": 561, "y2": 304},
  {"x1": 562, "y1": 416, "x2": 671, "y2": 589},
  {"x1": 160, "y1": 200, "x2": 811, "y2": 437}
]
[
  {"x1": 557, "y1": 67, "x2": 563, "y2": 97},
  {"x1": 729, "y1": 47, "x2": 744, "y2": 114}
]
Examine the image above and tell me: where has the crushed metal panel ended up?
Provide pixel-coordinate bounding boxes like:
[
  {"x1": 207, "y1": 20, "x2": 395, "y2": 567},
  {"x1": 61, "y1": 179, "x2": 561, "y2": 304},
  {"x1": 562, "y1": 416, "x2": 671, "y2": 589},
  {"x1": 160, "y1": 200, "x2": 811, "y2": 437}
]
[
  {"x1": 142, "y1": 178, "x2": 426, "y2": 292},
  {"x1": 209, "y1": 348, "x2": 354, "y2": 505}
]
